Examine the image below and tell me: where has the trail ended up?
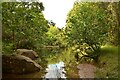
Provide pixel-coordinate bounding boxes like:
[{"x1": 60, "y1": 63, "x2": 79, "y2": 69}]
[{"x1": 77, "y1": 63, "x2": 96, "y2": 78}]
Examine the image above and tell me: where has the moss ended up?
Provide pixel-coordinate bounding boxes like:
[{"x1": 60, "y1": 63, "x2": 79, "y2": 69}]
[{"x1": 95, "y1": 45, "x2": 118, "y2": 78}]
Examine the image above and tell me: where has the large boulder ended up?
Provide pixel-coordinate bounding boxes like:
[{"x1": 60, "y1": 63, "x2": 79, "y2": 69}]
[
  {"x1": 16, "y1": 49, "x2": 39, "y2": 60},
  {"x1": 2, "y1": 54, "x2": 41, "y2": 74}
]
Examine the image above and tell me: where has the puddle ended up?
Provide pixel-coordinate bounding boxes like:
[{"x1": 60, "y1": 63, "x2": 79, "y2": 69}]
[{"x1": 43, "y1": 61, "x2": 67, "y2": 79}]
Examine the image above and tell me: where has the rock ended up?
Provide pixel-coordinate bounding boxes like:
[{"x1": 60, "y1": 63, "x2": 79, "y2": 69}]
[
  {"x1": 2, "y1": 54, "x2": 41, "y2": 74},
  {"x1": 16, "y1": 49, "x2": 39, "y2": 60}
]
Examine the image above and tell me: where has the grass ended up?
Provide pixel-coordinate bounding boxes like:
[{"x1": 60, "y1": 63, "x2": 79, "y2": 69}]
[{"x1": 95, "y1": 44, "x2": 119, "y2": 78}]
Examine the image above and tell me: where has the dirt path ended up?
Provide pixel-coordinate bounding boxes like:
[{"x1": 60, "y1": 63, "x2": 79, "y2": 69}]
[{"x1": 77, "y1": 63, "x2": 96, "y2": 78}]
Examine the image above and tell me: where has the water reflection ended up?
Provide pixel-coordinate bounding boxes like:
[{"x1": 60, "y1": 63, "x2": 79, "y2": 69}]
[{"x1": 44, "y1": 61, "x2": 66, "y2": 79}]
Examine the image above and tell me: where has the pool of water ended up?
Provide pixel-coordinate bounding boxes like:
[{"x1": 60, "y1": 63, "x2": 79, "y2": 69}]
[{"x1": 43, "y1": 61, "x2": 66, "y2": 79}]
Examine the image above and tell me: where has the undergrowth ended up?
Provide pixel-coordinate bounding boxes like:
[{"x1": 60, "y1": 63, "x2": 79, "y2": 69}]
[{"x1": 95, "y1": 45, "x2": 118, "y2": 78}]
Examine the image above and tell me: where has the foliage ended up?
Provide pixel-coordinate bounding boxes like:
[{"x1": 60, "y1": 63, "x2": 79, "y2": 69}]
[
  {"x1": 96, "y1": 2, "x2": 120, "y2": 46},
  {"x1": 45, "y1": 24, "x2": 67, "y2": 48},
  {"x1": 106, "y1": 2, "x2": 120, "y2": 46},
  {"x1": 65, "y1": 2, "x2": 112, "y2": 60},
  {"x1": 1, "y1": 1, "x2": 119, "y2": 78},
  {"x1": 45, "y1": 25, "x2": 60, "y2": 46},
  {"x1": 2, "y1": 2, "x2": 49, "y2": 54}
]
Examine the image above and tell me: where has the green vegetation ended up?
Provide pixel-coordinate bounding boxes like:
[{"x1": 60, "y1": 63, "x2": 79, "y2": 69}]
[
  {"x1": 2, "y1": 1, "x2": 119, "y2": 78},
  {"x1": 64, "y1": 2, "x2": 120, "y2": 62},
  {"x1": 95, "y1": 45, "x2": 118, "y2": 78},
  {"x1": 2, "y1": 2, "x2": 48, "y2": 54},
  {"x1": 45, "y1": 47, "x2": 80, "y2": 78}
]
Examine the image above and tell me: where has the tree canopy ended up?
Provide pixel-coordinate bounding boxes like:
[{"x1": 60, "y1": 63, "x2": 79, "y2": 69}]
[
  {"x1": 2, "y1": 2, "x2": 49, "y2": 53},
  {"x1": 65, "y1": 2, "x2": 110, "y2": 50},
  {"x1": 2, "y1": 2, "x2": 119, "y2": 61},
  {"x1": 64, "y1": 2, "x2": 119, "y2": 60}
]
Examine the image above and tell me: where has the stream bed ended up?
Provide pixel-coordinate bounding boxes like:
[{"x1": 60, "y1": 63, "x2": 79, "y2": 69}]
[
  {"x1": 2, "y1": 48, "x2": 80, "y2": 79},
  {"x1": 2, "y1": 61, "x2": 68, "y2": 79}
]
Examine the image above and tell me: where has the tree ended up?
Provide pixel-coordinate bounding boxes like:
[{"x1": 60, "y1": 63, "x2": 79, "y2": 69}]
[
  {"x1": 106, "y1": 2, "x2": 120, "y2": 46},
  {"x1": 2, "y1": 2, "x2": 49, "y2": 54},
  {"x1": 65, "y1": 2, "x2": 111, "y2": 60},
  {"x1": 97, "y1": 2, "x2": 120, "y2": 46}
]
